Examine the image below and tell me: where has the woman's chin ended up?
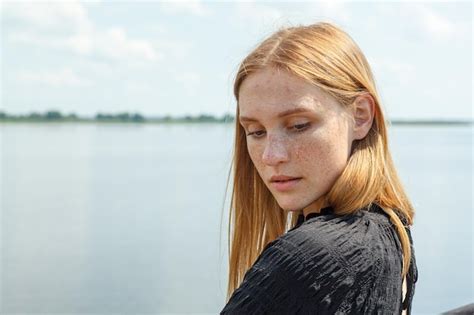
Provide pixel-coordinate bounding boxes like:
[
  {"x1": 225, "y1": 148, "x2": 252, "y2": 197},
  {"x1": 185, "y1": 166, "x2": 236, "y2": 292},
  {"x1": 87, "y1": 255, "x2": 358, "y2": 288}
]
[{"x1": 275, "y1": 199, "x2": 303, "y2": 212}]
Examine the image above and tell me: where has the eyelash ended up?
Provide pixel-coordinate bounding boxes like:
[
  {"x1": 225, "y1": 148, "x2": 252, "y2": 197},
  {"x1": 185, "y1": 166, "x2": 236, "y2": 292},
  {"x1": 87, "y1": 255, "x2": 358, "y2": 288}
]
[{"x1": 246, "y1": 122, "x2": 311, "y2": 138}]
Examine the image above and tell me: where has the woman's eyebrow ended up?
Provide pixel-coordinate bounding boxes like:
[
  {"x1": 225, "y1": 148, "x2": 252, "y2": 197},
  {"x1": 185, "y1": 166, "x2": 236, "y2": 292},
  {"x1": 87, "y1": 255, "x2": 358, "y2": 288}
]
[{"x1": 239, "y1": 107, "x2": 312, "y2": 123}]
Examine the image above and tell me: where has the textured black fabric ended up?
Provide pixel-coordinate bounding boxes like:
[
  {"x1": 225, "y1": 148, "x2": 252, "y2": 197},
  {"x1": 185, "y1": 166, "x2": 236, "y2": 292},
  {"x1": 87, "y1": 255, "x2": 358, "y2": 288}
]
[{"x1": 221, "y1": 203, "x2": 418, "y2": 314}]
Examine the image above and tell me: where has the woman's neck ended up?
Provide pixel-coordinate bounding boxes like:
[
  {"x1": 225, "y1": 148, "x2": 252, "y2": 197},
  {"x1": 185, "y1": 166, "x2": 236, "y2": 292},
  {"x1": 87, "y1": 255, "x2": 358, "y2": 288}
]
[{"x1": 301, "y1": 197, "x2": 330, "y2": 218}]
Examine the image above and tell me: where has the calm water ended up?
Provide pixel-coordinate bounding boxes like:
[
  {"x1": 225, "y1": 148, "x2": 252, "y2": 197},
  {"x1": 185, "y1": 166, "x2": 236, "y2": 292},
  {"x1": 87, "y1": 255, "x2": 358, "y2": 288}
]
[{"x1": 0, "y1": 123, "x2": 472, "y2": 314}]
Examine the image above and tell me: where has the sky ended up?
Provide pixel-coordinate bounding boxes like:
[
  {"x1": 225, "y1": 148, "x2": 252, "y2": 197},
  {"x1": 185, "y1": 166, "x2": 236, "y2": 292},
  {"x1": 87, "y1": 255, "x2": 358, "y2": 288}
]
[{"x1": 1, "y1": 0, "x2": 472, "y2": 120}]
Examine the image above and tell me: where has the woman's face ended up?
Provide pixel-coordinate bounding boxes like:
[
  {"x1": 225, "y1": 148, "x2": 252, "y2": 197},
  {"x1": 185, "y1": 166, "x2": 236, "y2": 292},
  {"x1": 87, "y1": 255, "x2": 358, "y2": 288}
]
[{"x1": 238, "y1": 67, "x2": 357, "y2": 215}]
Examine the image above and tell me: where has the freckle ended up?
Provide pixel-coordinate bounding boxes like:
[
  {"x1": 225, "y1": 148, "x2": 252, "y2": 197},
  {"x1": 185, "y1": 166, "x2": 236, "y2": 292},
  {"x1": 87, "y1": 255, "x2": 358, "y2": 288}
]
[
  {"x1": 295, "y1": 145, "x2": 312, "y2": 163},
  {"x1": 294, "y1": 147, "x2": 303, "y2": 160}
]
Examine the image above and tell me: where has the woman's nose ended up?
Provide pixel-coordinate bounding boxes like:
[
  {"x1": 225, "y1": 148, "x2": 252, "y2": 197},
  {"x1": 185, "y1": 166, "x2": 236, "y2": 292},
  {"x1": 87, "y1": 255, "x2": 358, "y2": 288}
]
[{"x1": 261, "y1": 136, "x2": 289, "y2": 166}]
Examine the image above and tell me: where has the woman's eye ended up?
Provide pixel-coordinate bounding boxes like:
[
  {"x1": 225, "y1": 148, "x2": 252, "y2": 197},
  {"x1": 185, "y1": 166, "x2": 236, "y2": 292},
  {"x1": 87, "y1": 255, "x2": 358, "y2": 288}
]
[
  {"x1": 246, "y1": 130, "x2": 265, "y2": 138},
  {"x1": 292, "y1": 122, "x2": 310, "y2": 132},
  {"x1": 246, "y1": 123, "x2": 310, "y2": 139}
]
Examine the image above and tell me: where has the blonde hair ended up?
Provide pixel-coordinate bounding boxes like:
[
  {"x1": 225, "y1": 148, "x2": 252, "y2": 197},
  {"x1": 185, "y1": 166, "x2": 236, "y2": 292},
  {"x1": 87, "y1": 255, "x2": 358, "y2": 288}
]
[{"x1": 223, "y1": 21, "x2": 415, "y2": 302}]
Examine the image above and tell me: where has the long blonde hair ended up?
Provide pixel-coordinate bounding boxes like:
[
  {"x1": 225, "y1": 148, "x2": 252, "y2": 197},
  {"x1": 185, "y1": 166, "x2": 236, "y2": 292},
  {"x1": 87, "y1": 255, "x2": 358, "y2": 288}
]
[{"x1": 223, "y1": 21, "x2": 415, "y2": 301}]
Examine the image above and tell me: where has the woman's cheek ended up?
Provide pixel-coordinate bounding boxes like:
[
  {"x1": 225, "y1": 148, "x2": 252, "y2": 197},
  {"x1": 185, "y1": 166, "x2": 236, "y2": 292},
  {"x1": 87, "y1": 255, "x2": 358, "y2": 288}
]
[
  {"x1": 247, "y1": 141, "x2": 263, "y2": 166},
  {"x1": 294, "y1": 134, "x2": 325, "y2": 163}
]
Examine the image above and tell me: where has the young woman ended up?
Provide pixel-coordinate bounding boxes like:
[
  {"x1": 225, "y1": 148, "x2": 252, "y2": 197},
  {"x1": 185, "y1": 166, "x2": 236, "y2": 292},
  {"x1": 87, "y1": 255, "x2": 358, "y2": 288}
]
[{"x1": 220, "y1": 22, "x2": 418, "y2": 314}]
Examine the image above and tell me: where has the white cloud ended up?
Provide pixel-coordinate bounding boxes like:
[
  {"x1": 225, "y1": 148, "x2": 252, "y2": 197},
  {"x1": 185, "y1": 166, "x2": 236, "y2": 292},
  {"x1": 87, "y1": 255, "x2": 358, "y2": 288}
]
[
  {"x1": 231, "y1": 1, "x2": 353, "y2": 37},
  {"x1": 2, "y1": 0, "x2": 93, "y2": 33},
  {"x1": 370, "y1": 57, "x2": 416, "y2": 84},
  {"x1": 16, "y1": 68, "x2": 92, "y2": 87},
  {"x1": 154, "y1": 39, "x2": 193, "y2": 60},
  {"x1": 409, "y1": 3, "x2": 465, "y2": 40},
  {"x1": 234, "y1": 2, "x2": 284, "y2": 29},
  {"x1": 66, "y1": 32, "x2": 94, "y2": 55},
  {"x1": 90, "y1": 27, "x2": 162, "y2": 62},
  {"x1": 305, "y1": 1, "x2": 352, "y2": 24},
  {"x1": 62, "y1": 27, "x2": 163, "y2": 62},
  {"x1": 4, "y1": 1, "x2": 162, "y2": 63},
  {"x1": 159, "y1": 0, "x2": 212, "y2": 17}
]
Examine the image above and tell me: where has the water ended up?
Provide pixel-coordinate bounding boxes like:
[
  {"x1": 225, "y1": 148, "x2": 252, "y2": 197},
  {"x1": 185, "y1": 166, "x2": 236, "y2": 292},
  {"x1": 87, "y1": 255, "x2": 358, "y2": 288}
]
[{"x1": 0, "y1": 123, "x2": 472, "y2": 314}]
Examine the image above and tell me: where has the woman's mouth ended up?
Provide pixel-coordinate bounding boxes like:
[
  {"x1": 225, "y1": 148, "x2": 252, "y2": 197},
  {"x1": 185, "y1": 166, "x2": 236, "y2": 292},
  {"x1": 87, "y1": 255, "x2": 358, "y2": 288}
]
[{"x1": 271, "y1": 178, "x2": 302, "y2": 192}]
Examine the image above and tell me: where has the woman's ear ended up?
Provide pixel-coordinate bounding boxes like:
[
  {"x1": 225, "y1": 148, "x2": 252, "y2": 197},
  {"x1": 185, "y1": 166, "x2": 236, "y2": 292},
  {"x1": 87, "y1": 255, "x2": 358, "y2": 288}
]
[{"x1": 351, "y1": 93, "x2": 375, "y2": 140}]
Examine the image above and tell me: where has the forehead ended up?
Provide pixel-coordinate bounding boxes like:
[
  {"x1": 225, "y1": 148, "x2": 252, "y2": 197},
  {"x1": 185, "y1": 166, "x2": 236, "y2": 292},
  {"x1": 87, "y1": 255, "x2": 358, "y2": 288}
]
[{"x1": 238, "y1": 67, "x2": 335, "y2": 120}]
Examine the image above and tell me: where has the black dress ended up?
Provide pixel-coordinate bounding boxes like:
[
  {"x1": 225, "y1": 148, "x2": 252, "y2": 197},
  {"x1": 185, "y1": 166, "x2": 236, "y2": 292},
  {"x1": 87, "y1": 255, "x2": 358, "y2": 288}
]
[{"x1": 220, "y1": 203, "x2": 418, "y2": 314}]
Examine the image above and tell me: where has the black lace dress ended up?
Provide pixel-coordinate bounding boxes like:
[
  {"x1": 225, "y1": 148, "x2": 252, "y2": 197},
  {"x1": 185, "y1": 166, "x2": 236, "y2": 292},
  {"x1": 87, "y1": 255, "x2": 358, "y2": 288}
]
[{"x1": 220, "y1": 203, "x2": 418, "y2": 314}]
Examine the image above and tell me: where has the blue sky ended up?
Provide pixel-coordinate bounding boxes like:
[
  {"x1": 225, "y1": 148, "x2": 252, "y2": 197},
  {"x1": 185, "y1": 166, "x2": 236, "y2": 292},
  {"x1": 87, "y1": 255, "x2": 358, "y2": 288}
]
[{"x1": 1, "y1": 0, "x2": 472, "y2": 120}]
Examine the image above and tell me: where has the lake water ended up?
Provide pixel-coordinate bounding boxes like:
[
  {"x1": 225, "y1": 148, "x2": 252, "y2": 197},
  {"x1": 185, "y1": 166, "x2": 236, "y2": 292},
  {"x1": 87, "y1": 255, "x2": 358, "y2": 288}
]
[{"x1": 1, "y1": 123, "x2": 472, "y2": 314}]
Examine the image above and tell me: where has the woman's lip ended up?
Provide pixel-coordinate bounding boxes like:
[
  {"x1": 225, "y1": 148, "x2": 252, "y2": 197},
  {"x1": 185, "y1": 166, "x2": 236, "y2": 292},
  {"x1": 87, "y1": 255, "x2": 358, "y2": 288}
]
[{"x1": 271, "y1": 178, "x2": 302, "y2": 192}]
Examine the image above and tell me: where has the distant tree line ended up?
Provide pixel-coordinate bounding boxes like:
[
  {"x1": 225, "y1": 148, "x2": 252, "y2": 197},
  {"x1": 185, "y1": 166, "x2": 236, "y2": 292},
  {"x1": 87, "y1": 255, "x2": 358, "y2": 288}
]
[
  {"x1": 96, "y1": 112, "x2": 145, "y2": 122},
  {"x1": 0, "y1": 110, "x2": 236, "y2": 123},
  {"x1": 0, "y1": 110, "x2": 79, "y2": 121}
]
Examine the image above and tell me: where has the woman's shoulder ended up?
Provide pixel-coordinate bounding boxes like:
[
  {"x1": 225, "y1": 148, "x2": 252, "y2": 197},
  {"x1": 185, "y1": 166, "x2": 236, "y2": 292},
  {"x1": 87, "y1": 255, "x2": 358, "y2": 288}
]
[
  {"x1": 221, "y1": 206, "x2": 412, "y2": 314},
  {"x1": 260, "y1": 209, "x2": 393, "y2": 286},
  {"x1": 221, "y1": 210, "x2": 398, "y2": 314},
  {"x1": 221, "y1": 207, "x2": 409, "y2": 314},
  {"x1": 284, "y1": 206, "x2": 397, "y2": 256},
  {"x1": 277, "y1": 206, "x2": 405, "y2": 285}
]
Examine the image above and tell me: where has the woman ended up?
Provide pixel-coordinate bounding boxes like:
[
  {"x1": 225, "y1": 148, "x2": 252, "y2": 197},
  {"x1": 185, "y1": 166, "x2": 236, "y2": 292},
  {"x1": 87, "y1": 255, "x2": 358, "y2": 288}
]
[{"x1": 220, "y1": 22, "x2": 418, "y2": 314}]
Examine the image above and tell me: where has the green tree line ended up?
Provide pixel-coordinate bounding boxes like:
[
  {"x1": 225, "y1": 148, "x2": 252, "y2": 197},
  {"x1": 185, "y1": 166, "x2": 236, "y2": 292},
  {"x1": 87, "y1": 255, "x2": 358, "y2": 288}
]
[{"x1": 0, "y1": 110, "x2": 236, "y2": 123}]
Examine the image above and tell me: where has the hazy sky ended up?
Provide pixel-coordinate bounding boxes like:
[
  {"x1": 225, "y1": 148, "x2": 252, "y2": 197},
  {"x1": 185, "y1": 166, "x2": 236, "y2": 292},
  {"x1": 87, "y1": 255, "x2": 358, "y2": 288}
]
[{"x1": 1, "y1": 0, "x2": 472, "y2": 119}]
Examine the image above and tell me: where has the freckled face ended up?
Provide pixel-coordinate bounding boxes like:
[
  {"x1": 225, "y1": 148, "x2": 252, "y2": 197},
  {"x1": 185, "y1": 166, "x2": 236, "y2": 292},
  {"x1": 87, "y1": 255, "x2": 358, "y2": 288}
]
[{"x1": 238, "y1": 67, "x2": 355, "y2": 214}]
